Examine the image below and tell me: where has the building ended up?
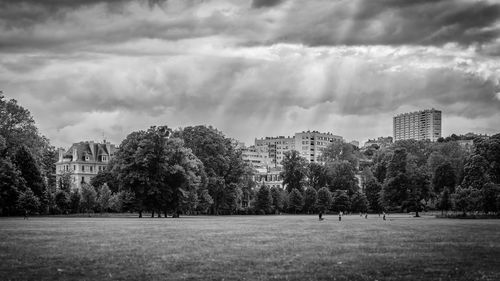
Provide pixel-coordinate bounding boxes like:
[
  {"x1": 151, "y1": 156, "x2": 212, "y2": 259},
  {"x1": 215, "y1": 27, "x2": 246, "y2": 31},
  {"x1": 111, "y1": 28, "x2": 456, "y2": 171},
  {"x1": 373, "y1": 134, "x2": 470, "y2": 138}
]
[
  {"x1": 363, "y1": 136, "x2": 393, "y2": 148},
  {"x1": 254, "y1": 135, "x2": 295, "y2": 166},
  {"x1": 56, "y1": 140, "x2": 116, "y2": 190},
  {"x1": 294, "y1": 131, "x2": 343, "y2": 163},
  {"x1": 241, "y1": 145, "x2": 271, "y2": 168},
  {"x1": 393, "y1": 109, "x2": 442, "y2": 142},
  {"x1": 254, "y1": 131, "x2": 344, "y2": 166}
]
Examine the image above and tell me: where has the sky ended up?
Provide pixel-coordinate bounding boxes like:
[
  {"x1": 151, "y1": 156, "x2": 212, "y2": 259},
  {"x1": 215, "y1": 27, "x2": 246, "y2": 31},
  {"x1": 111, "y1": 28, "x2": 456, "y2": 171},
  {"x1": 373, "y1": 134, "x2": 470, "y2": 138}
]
[{"x1": 1, "y1": 0, "x2": 499, "y2": 147}]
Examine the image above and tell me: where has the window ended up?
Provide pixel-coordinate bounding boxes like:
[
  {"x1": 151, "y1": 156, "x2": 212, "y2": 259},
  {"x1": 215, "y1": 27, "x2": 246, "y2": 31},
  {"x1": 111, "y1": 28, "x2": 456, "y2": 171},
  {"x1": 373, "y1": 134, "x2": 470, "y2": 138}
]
[
  {"x1": 81, "y1": 177, "x2": 85, "y2": 183},
  {"x1": 90, "y1": 166, "x2": 93, "y2": 173},
  {"x1": 82, "y1": 166, "x2": 85, "y2": 172},
  {"x1": 73, "y1": 165, "x2": 76, "y2": 171}
]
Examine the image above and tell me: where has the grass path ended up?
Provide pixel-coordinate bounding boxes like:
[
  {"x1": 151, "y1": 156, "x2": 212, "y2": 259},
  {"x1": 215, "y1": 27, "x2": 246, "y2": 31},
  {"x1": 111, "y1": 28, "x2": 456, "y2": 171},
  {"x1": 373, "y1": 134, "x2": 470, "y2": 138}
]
[{"x1": 1, "y1": 214, "x2": 499, "y2": 280}]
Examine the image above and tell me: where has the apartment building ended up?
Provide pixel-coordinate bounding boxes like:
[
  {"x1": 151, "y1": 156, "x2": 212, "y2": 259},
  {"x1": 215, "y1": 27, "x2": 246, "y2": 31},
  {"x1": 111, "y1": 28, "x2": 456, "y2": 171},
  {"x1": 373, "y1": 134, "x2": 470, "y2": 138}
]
[{"x1": 393, "y1": 109, "x2": 442, "y2": 142}]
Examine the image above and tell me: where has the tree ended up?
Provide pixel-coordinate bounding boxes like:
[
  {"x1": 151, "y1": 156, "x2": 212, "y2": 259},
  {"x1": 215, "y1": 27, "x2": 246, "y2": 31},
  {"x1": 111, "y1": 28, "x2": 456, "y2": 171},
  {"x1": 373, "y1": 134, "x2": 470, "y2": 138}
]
[
  {"x1": 481, "y1": 183, "x2": 500, "y2": 214},
  {"x1": 307, "y1": 162, "x2": 328, "y2": 190},
  {"x1": 17, "y1": 188, "x2": 40, "y2": 215},
  {"x1": 255, "y1": 185, "x2": 272, "y2": 214},
  {"x1": 288, "y1": 188, "x2": 303, "y2": 214},
  {"x1": 316, "y1": 187, "x2": 332, "y2": 212},
  {"x1": 380, "y1": 148, "x2": 408, "y2": 211},
  {"x1": 55, "y1": 190, "x2": 70, "y2": 214},
  {"x1": 325, "y1": 161, "x2": 358, "y2": 195},
  {"x1": 303, "y1": 187, "x2": 318, "y2": 213},
  {"x1": 461, "y1": 155, "x2": 490, "y2": 189},
  {"x1": 404, "y1": 164, "x2": 431, "y2": 217},
  {"x1": 58, "y1": 170, "x2": 73, "y2": 192},
  {"x1": 452, "y1": 187, "x2": 482, "y2": 216},
  {"x1": 174, "y1": 125, "x2": 246, "y2": 215},
  {"x1": 281, "y1": 150, "x2": 307, "y2": 192},
  {"x1": 183, "y1": 191, "x2": 199, "y2": 215},
  {"x1": 80, "y1": 183, "x2": 97, "y2": 216},
  {"x1": 438, "y1": 187, "x2": 452, "y2": 215},
  {"x1": 474, "y1": 135, "x2": 500, "y2": 184},
  {"x1": 332, "y1": 190, "x2": 350, "y2": 212},
  {"x1": 364, "y1": 177, "x2": 382, "y2": 213},
  {"x1": 350, "y1": 192, "x2": 369, "y2": 213},
  {"x1": 270, "y1": 186, "x2": 285, "y2": 214},
  {"x1": 321, "y1": 142, "x2": 358, "y2": 167},
  {"x1": 197, "y1": 189, "x2": 214, "y2": 214},
  {"x1": 0, "y1": 153, "x2": 23, "y2": 215},
  {"x1": 90, "y1": 170, "x2": 119, "y2": 193},
  {"x1": 13, "y1": 146, "x2": 45, "y2": 199},
  {"x1": 432, "y1": 162, "x2": 456, "y2": 194},
  {"x1": 96, "y1": 183, "x2": 112, "y2": 213},
  {"x1": 69, "y1": 189, "x2": 81, "y2": 213}
]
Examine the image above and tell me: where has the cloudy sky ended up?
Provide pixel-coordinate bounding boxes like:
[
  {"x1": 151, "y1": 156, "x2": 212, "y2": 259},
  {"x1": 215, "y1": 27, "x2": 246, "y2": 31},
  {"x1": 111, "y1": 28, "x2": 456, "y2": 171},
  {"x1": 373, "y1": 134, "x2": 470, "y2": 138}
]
[{"x1": 1, "y1": 0, "x2": 499, "y2": 147}]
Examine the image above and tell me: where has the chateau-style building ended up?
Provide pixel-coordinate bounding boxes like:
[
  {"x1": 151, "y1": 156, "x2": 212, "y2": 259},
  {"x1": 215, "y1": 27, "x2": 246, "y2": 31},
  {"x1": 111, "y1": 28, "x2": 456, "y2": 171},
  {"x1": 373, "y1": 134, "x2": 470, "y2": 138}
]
[{"x1": 56, "y1": 140, "x2": 116, "y2": 190}]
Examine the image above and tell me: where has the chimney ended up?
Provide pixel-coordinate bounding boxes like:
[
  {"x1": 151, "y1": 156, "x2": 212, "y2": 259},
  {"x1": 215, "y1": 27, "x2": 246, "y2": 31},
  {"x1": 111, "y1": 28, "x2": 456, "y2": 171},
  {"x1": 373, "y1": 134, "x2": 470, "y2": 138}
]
[
  {"x1": 89, "y1": 141, "x2": 95, "y2": 160},
  {"x1": 72, "y1": 146, "x2": 78, "y2": 161},
  {"x1": 58, "y1": 148, "x2": 65, "y2": 162}
]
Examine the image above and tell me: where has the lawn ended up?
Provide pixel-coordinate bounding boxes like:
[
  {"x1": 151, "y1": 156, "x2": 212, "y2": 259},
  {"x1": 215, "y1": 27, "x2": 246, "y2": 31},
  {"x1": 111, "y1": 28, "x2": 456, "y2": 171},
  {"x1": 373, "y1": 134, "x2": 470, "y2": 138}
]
[{"x1": 1, "y1": 214, "x2": 499, "y2": 281}]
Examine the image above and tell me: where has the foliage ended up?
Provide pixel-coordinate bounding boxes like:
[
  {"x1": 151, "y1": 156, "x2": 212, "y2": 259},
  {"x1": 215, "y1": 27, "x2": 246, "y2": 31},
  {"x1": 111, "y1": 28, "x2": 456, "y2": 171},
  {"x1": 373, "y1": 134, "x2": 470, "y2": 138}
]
[
  {"x1": 58, "y1": 170, "x2": 73, "y2": 192},
  {"x1": 69, "y1": 189, "x2": 81, "y2": 213},
  {"x1": 432, "y1": 162, "x2": 456, "y2": 194},
  {"x1": 452, "y1": 187, "x2": 482, "y2": 215},
  {"x1": 96, "y1": 183, "x2": 112, "y2": 213},
  {"x1": 14, "y1": 146, "x2": 46, "y2": 199},
  {"x1": 80, "y1": 183, "x2": 97, "y2": 215},
  {"x1": 0, "y1": 154, "x2": 23, "y2": 215},
  {"x1": 437, "y1": 187, "x2": 452, "y2": 214},
  {"x1": 270, "y1": 186, "x2": 285, "y2": 213},
  {"x1": 474, "y1": 135, "x2": 500, "y2": 184},
  {"x1": 303, "y1": 187, "x2": 317, "y2": 213},
  {"x1": 316, "y1": 187, "x2": 332, "y2": 212},
  {"x1": 288, "y1": 188, "x2": 303, "y2": 213},
  {"x1": 55, "y1": 190, "x2": 70, "y2": 214},
  {"x1": 281, "y1": 150, "x2": 307, "y2": 192},
  {"x1": 255, "y1": 185, "x2": 273, "y2": 214},
  {"x1": 307, "y1": 162, "x2": 328, "y2": 190},
  {"x1": 17, "y1": 188, "x2": 40, "y2": 214},
  {"x1": 90, "y1": 170, "x2": 119, "y2": 193},
  {"x1": 350, "y1": 191, "x2": 369, "y2": 213},
  {"x1": 325, "y1": 161, "x2": 358, "y2": 195},
  {"x1": 461, "y1": 155, "x2": 490, "y2": 189},
  {"x1": 481, "y1": 183, "x2": 500, "y2": 214},
  {"x1": 321, "y1": 142, "x2": 358, "y2": 166},
  {"x1": 332, "y1": 190, "x2": 350, "y2": 212},
  {"x1": 404, "y1": 164, "x2": 431, "y2": 217},
  {"x1": 197, "y1": 189, "x2": 214, "y2": 214},
  {"x1": 364, "y1": 177, "x2": 382, "y2": 213}
]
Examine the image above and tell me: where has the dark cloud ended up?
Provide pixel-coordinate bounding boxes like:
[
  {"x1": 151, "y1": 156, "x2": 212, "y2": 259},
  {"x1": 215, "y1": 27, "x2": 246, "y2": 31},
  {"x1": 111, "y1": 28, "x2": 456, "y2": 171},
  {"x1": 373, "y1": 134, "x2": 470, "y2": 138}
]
[
  {"x1": 252, "y1": 0, "x2": 285, "y2": 8},
  {"x1": 276, "y1": 0, "x2": 500, "y2": 47}
]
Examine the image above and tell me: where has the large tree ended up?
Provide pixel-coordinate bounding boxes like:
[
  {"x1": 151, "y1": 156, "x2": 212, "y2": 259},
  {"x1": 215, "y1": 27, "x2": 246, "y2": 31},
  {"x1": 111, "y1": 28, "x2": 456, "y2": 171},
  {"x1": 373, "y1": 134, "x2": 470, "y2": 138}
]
[
  {"x1": 332, "y1": 190, "x2": 350, "y2": 212},
  {"x1": 404, "y1": 164, "x2": 431, "y2": 217},
  {"x1": 174, "y1": 125, "x2": 245, "y2": 215},
  {"x1": 270, "y1": 186, "x2": 285, "y2": 214},
  {"x1": 474, "y1": 135, "x2": 500, "y2": 184},
  {"x1": 432, "y1": 162, "x2": 457, "y2": 194},
  {"x1": 288, "y1": 188, "x2": 303, "y2": 214},
  {"x1": 380, "y1": 148, "x2": 408, "y2": 211},
  {"x1": 325, "y1": 161, "x2": 358, "y2": 195},
  {"x1": 303, "y1": 187, "x2": 317, "y2": 214},
  {"x1": 14, "y1": 146, "x2": 45, "y2": 199},
  {"x1": 316, "y1": 187, "x2": 332, "y2": 212},
  {"x1": 461, "y1": 154, "x2": 490, "y2": 190},
  {"x1": 350, "y1": 191, "x2": 369, "y2": 213},
  {"x1": 255, "y1": 185, "x2": 272, "y2": 214},
  {"x1": 364, "y1": 176, "x2": 382, "y2": 213},
  {"x1": 281, "y1": 150, "x2": 308, "y2": 192},
  {"x1": 307, "y1": 162, "x2": 328, "y2": 190},
  {"x1": 321, "y1": 142, "x2": 359, "y2": 167}
]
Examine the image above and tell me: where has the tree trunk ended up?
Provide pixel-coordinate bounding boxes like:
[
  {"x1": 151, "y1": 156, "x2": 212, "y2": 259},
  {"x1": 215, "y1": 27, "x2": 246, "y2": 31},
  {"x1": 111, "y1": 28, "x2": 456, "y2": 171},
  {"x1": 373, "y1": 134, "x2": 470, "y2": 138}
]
[
  {"x1": 157, "y1": 212, "x2": 161, "y2": 218},
  {"x1": 415, "y1": 210, "x2": 420, "y2": 217},
  {"x1": 151, "y1": 210, "x2": 154, "y2": 218},
  {"x1": 139, "y1": 210, "x2": 142, "y2": 218},
  {"x1": 164, "y1": 210, "x2": 168, "y2": 218}
]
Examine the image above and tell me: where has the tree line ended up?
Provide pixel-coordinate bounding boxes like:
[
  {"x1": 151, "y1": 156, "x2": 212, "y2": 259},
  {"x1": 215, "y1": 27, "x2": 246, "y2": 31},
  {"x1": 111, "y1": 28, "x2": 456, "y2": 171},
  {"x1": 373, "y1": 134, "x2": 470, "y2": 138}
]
[{"x1": 1, "y1": 94, "x2": 500, "y2": 217}]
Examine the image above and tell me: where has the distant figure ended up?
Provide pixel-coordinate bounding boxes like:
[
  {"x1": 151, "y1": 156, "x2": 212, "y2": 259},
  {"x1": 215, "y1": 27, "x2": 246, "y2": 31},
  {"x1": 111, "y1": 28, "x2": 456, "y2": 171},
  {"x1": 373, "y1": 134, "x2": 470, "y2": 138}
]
[
  {"x1": 319, "y1": 211, "x2": 324, "y2": 221},
  {"x1": 359, "y1": 212, "x2": 362, "y2": 217},
  {"x1": 24, "y1": 210, "x2": 28, "y2": 220},
  {"x1": 339, "y1": 211, "x2": 342, "y2": 221},
  {"x1": 365, "y1": 213, "x2": 368, "y2": 219},
  {"x1": 383, "y1": 212, "x2": 386, "y2": 221}
]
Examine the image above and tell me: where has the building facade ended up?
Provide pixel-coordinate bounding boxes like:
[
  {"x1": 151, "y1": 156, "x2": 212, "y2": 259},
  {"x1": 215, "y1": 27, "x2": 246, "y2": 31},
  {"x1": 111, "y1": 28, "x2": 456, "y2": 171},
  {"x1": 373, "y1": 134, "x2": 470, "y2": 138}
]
[
  {"x1": 393, "y1": 109, "x2": 442, "y2": 142},
  {"x1": 56, "y1": 140, "x2": 116, "y2": 190},
  {"x1": 293, "y1": 131, "x2": 343, "y2": 163}
]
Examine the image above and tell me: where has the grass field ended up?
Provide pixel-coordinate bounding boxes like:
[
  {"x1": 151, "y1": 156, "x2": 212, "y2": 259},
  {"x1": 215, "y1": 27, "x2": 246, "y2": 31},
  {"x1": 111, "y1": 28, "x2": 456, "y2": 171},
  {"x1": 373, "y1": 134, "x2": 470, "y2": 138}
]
[{"x1": 1, "y1": 214, "x2": 499, "y2": 281}]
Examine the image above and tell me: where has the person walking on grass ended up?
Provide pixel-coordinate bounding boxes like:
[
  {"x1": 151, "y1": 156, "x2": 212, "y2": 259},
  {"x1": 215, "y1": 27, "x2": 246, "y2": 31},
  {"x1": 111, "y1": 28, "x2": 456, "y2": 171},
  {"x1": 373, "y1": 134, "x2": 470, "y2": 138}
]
[
  {"x1": 339, "y1": 211, "x2": 342, "y2": 221},
  {"x1": 319, "y1": 211, "x2": 324, "y2": 221},
  {"x1": 365, "y1": 213, "x2": 368, "y2": 219},
  {"x1": 383, "y1": 211, "x2": 386, "y2": 221},
  {"x1": 23, "y1": 210, "x2": 28, "y2": 220}
]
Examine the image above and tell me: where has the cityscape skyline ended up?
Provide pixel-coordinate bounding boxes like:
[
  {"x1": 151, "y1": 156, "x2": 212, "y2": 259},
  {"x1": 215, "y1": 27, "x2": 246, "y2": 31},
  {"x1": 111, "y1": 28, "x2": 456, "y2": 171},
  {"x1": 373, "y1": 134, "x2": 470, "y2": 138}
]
[{"x1": 1, "y1": 0, "x2": 499, "y2": 148}]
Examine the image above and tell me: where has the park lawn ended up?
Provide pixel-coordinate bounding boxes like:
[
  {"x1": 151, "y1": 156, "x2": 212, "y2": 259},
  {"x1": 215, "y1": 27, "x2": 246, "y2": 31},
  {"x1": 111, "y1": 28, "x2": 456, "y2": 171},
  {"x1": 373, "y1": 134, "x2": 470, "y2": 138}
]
[{"x1": 1, "y1": 214, "x2": 499, "y2": 281}]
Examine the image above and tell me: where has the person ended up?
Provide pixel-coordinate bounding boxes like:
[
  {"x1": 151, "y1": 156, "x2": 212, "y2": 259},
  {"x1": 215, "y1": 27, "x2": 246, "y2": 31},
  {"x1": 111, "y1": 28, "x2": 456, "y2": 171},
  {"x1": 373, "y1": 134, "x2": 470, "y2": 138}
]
[
  {"x1": 339, "y1": 211, "x2": 342, "y2": 221},
  {"x1": 319, "y1": 211, "x2": 324, "y2": 221},
  {"x1": 24, "y1": 210, "x2": 28, "y2": 220},
  {"x1": 365, "y1": 213, "x2": 368, "y2": 219},
  {"x1": 383, "y1": 211, "x2": 386, "y2": 221}
]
